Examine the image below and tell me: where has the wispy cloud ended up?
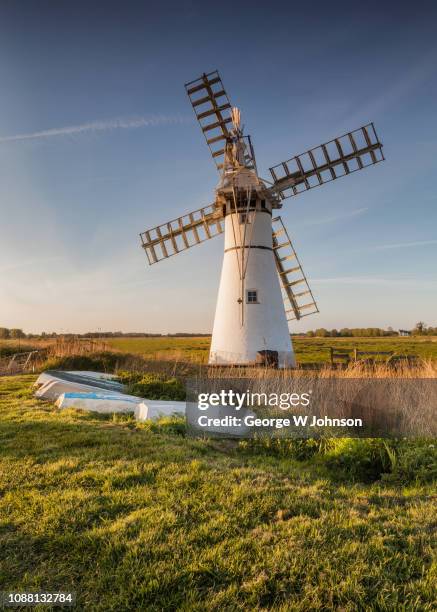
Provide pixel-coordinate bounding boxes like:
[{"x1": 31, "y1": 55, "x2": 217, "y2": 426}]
[
  {"x1": 369, "y1": 239, "x2": 437, "y2": 251},
  {"x1": 311, "y1": 276, "x2": 437, "y2": 288},
  {"x1": 0, "y1": 114, "x2": 190, "y2": 144},
  {"x1": 299, "y1": 207, "x2": 368, "y2": 227},
  {"x1": 0, "y1": 256, "x2": 64, "y2": 274},
  {"x1": 344, "y1": 47, "x2": 437, "y2": 125}
]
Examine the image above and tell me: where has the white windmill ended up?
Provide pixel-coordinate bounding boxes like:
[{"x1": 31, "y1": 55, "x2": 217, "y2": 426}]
[{"x1": 140, "y1": 71, "x2": 384, "y2": 368}]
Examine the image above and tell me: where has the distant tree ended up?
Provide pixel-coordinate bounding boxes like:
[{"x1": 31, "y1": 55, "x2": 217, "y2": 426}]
[
  {"x1": 414, "y1": 322, "x2": 426, "y2": 335},
  {"x1": 315, "y1": 328, "x2": 329, "y2": 337},
  {"x1": 368, "y1": 328, "x2": 381, "y2": 337},
  {"x1": 330, "y1": 329, "x2": 339, "y2": 337},
  {"x1": 0, "y1": 327, "x2": 10, "y2": 339},
  {"x1": 306, "y1": 330, "x2": 315, "y2": 337},
  {"x1": 9, "y1": 328, "x2": 25, "y2": 339},
  {"x1": 339, "y1": 328, "x2": 351, "y2": 337}
]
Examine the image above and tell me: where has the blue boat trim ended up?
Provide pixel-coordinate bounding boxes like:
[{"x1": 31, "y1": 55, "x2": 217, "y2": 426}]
[{"x1": 63, "y1": 392, "x2": 139, "y2": 403}]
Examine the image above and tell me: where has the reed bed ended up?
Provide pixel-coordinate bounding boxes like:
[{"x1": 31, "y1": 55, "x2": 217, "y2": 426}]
[{"x1": 204, "y1": 357, "x2": 437, "y2": 379}]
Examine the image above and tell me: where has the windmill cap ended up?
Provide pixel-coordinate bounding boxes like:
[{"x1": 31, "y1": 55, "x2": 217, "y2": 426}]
[{"x1": 217, "y1": 167, "x2": 263, "y2": 193}]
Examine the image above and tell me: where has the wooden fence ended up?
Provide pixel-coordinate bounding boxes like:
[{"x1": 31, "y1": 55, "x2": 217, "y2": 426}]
[
  {"x1": 0, "y1": 350, "x2": 47, "y2": 375},
  {"x1": 329, "y1": 348, "x2": 417, "y2": 367}
]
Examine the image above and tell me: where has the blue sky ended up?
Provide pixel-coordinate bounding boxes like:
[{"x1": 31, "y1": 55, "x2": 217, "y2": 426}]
[{"x1": 0, "y1": 0, "x2": 436, "y2": 334}]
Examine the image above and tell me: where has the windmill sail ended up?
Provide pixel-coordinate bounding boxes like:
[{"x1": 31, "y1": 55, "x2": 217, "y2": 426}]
[
  {"x1": 269, "y1": 123, "x2": 384, "y2": 199},
  {"x1": 185, "y1": 70, "x2": 256, "y2": 171},
  {"x1": 140, "y1": 203, "x2": 224, "y2": 265},
  {"x1": 272, "y1": 217, "x2": 318, "y2": 321}
]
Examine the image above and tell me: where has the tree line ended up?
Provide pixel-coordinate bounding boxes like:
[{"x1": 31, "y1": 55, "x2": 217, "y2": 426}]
[
  {"x1": 304, "y1": 328, "x2": 395, "y2": 338},
  {"x1": 0, "y1": 328, "x2": 26, "y2": 339},
  {"x1": 0, "y1": 328, "x2": 210, "y2": 339},
  {"x1": 411, "y1": 322, "x2": 437, "y2": 336},
  {"x1": 303, "y1": 323, "x2": 437, "y2": 338},
  {"x1": 1, "y1": 323, "x2": 436, "y2": 340}
]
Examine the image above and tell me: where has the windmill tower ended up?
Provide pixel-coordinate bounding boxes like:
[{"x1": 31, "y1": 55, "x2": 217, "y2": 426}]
[{"x1": 140, "y1": 71, "x2": 384, "y2": 368}]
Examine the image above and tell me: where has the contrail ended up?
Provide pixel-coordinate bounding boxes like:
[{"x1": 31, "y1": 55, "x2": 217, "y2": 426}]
[
  {"x1": 299, "y1": 207, "x2": 368, "y2": 227},
  {"x1": 0, "y1": 115, "x2": 190, "y2": 143},
  {"x1": 371, "y1": 239, "x2": 437, "y2": 251}
]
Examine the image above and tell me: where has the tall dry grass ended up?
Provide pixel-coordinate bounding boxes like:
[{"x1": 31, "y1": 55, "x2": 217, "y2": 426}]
[
  {"x1": 204, "y1": 358, "x2": 437, "y2": 380},
  {"x1": 194, "y1": 359, "x2": 437, "y2": 438}
]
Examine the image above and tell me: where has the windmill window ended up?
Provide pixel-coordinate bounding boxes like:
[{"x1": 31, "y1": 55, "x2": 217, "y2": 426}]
[
  {"x1": 239, "y1": 213, "x2": 250, "y2": 224},
  {"x1": 261, "y1": 200, "x2": 266, "y2": 209},
  {"x1": 246, "y1": 289, "x2": 258, "y2": 304}
]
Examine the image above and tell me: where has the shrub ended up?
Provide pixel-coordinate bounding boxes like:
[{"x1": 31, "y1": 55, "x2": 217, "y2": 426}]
[
  {"x1": 127, "y1": 373, "x2": 186, "y2": 401},
  {"x1": 116, "y1": 370, "x2": 145, "y2": 386},
  {"x1": 140, "y1": 415, "x2": 186, "y2": 436},
  {"x1": 240, "y1": 437, "x2": 437, "y2": 484},
  {"x1": 239, "y1": 437, "x2": 335, "y2": 460},
  {"x1": 40, "y1": 352, "x2": 120, "y2": 373},
  {"x1": 322, "y1": 439, "x2": 398, "y2": 483},
  {"x1": 0, "y1": 343, "x2": 36, "y2": 357},
  {"x1": 383, "y1": 440, "x2": 437, "y2": 485}
]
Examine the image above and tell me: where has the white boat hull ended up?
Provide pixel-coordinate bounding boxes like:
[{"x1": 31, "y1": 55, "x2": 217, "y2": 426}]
[{"x1": 56, "y1": 392, "x2": 142, "y2": 414}]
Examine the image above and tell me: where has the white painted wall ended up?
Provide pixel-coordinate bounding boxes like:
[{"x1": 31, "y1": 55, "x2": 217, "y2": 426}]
[{"x1": 209, "y1": 209, "x2": 295, "y2": 367}]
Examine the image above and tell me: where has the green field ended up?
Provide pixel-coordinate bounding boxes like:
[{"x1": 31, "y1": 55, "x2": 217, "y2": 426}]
[
  {"x1": 107, "y1": 336, "x2": 211, "y2": 362},
  {"x1": 106, "y1": 336, "x2": 437, "y2": 364},
  {"x1": 1, "y1": 375, "x2": 436, "y2": 610},
  {"x1": 2, "y1": 336, "x2": 436, "y2": 366}
]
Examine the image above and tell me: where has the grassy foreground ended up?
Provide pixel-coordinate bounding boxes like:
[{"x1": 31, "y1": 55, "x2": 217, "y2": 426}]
[{"x1": 0, "y1": 375, "x2": 436, "y2": 610}]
